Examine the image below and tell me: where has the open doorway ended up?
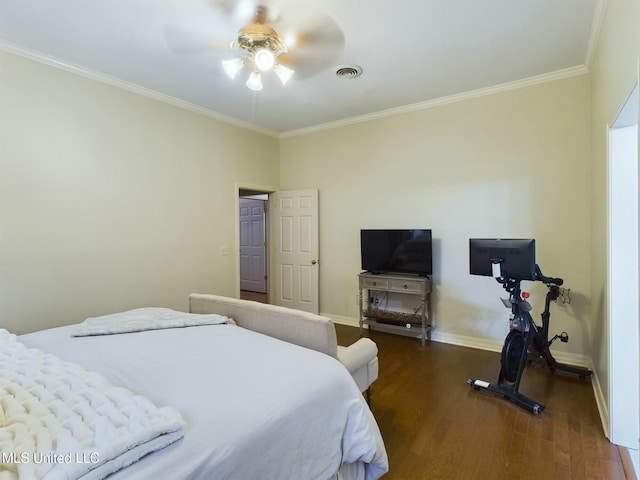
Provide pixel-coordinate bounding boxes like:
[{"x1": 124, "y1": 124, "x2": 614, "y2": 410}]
[
  {"x1": 608, "y1": 82, "x2": 639, "y2": 471},
  {"x1": 239, "y1": 189, "x2": 269, "y2": 304}
]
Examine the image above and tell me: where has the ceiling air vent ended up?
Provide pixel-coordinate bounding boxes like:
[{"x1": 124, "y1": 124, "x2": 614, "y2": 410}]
[{"x1": 335, "y1": 65, "x2": 362, "y2": 79}]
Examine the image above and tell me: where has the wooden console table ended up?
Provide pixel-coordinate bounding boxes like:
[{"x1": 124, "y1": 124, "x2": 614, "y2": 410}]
[{"x1": 358, "y1": 272, "x2": 432, "y2": 345}]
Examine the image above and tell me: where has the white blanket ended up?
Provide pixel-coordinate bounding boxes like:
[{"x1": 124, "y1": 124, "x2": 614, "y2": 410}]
[
  {"x1": 72, "y1": 307, "x2": 234, "y2": 337},
  {"x1": 21, "y1": 323, "x2": 389, "y2": 480},
  {"x1": 0, "y1": 329, "x2": 185, "y2": 480}
]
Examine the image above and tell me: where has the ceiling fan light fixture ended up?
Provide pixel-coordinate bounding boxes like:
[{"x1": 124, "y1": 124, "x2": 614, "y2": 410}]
[
  {"x1": 222, "y1": 57, "x2": 244, "y2": 79},
  {"x1": 246, "y1": 71, "x2": 263, "y2": 91},
  {"x1": 224, "y1": 7, "x2": 298, "y2": 92},
  {"x1": 254, "y1": 48, "x2": 275, "y2": 71},
  {"x1": 274, "y1": 64, "x2": 294, "y2": 85}
]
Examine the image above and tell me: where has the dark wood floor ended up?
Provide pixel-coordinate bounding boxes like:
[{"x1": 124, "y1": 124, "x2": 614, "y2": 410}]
[
  {"x1": 335, "y1": 324, "x2": 628, "y2": 480},
  {"x1": 239, "y1": 290, "x2": 268, "y2": 303}
]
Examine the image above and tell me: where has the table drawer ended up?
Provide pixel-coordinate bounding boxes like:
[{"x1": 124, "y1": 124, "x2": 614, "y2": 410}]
[
  {"x1": 360, "y1": 277, "x2": 389, "y2": 290},
  {"x1": 389, "y1": 278, "x2": 424, "y2": 293}
]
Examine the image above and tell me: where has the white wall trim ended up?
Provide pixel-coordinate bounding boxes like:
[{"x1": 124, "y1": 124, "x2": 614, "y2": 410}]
[
  {"x1": 1, "y1": 39, "x2": 589, "y2": 142},
  {"x1": 0, "y1": 40, "x2": 280, "y2": 138},
  {"x1": 584, "y1": 0, "x2": 608, "y2": 69},
  {"x1": 280, "y1": 65, "x2": 589, "y2": 138},
  {"x1": 591, "y1": 366, "x2": 610, "y2": 439},
  {"x1": 330, "y1": 313, "x2": 593, "y2": 364},
  {"x1": 328, "y1": 313, "x2": 360, "y2": 328}
]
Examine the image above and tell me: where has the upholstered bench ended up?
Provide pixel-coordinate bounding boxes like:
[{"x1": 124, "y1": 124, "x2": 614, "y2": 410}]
[{"x1": 189, "y1": 294, "x2": 378, "y2": 400}]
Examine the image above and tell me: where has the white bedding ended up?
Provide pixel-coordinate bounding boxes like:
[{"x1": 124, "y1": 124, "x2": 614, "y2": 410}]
[
  {"x1": 20, "y1": 322, "x2": 388, "y2": 479},
  {"x1": 72, "y1": 307, "x2": 234, "y2": 337},
  {"x1": 0, "y1": 329, "x2": 184, "y2": 480}
]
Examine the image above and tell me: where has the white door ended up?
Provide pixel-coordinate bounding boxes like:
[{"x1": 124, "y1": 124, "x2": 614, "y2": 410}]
[
  {"x1": 270, "y1": 189, "x2": 319, "y2": 313},
  {"x1": 239, "y1": 198, "x2": 267, "y2": 293}
]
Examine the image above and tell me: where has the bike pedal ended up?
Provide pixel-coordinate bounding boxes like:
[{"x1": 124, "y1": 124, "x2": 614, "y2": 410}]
[{"x1": 560, "y1": 332, "x2": 569, "y2": 343}]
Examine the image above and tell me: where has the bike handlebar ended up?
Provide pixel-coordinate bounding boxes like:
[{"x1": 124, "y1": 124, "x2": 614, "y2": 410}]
[{"x1": 535, "y1": 265, "x2": 563, "y2": 286}]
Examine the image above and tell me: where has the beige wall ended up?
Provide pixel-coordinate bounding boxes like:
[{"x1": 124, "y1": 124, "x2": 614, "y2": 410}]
[
  {"x1": 589, "y1": 0, "x2": 640, "y2": 428},
  {"x1": 281, "y1": 75, "x2": 592, "y2": 356},
  {"x1": 1, "y1": 1, "x2": 632, "y2": 426},
  {"x1": 0, "y1": 51, "x2": 279, "y2": 334},
  {"x1": 2, "y1": 0, "x2": 631, "y2": 403}
]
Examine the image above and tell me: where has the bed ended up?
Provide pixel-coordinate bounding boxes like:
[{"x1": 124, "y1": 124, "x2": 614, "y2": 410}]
[{"x1": 3, "y1": 297, "x2": 388, "y2": 480}]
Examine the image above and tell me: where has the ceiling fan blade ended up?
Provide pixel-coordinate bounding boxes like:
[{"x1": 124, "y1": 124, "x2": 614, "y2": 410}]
[
  {"x1": 278, "y1": 47, "x2": 342, "y2": 78},
  {"x1": 208, "y1": 0, "x2": 237, "y2": 15},
  {"x1": 209, "y1": 0, "x2": 283, "y2": 25},
  {"x1": 276, "y1": 12, "x2": 345, "y2": 77},
  {"x1": 164, "y1": 25, "x2": 230, "y2": 55}
]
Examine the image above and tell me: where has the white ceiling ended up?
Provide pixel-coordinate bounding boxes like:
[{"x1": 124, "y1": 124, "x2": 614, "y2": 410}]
[{"x1": 0, "y1": 0, "x2": 601, "y2": 136}]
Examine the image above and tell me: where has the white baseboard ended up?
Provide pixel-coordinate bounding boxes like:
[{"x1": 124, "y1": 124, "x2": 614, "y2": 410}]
[
  {"x1": 327, "y1": 312, "x2": 606, "y2": 432},
  {"x1": 329, "y1": 314, "x2": 360, "y2": 329},
  {"x1": 589, "y1": 361, "x2": 610, "y2": 439},
  {"x1": 329, "y1": 312, "x2": 591, "y2": 363},
  {"x1": 430, "y1": 329, "x2": 503, "y2": 352}
]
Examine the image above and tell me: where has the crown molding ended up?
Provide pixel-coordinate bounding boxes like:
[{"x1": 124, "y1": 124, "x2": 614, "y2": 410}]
[
  {"x1": 2, "y1": 39, "x2": 590, "y2": 142},
  {"x1": 0, "y1": 40, "x2": 280, "y2": 138},
  {"x1": 280, "y1": 65, "x2": 590, "y2": 138},
  {"x1": 584, "y1": 0, "x2": 608, "y2": 70}
]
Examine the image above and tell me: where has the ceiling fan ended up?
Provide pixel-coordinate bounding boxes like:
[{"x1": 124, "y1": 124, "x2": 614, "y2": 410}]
[
  {"x1": 222, "y1": 5, "x2": 294, "y2": 90},
  {"x1": 166, "y1": 1, "x2": 345, "y2": 91}
]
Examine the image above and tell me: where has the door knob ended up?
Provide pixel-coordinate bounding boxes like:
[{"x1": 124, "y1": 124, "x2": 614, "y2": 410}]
[{"x1": 311, "y1": 259, "x2": 317, "y2": 265}]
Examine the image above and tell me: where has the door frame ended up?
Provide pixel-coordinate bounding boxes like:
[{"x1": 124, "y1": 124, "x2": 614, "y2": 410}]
[
  {"x1": 606, "y1": 74, "x2": 639, "y2": 457},
  {"x1": 235, "y1": 183, "x2": 276, "y2": 300},
  {"x1": 239, "y1": 196, "x2": 268, "y2": 293}
]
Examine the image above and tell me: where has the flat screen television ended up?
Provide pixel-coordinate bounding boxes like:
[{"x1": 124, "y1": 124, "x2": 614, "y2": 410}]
[
  {"x1": 469, "y1": 238, "x2": 536, "y2": 281},
  {"x1": 361, "y1": 229, "x2": 432, "y2": 276}
]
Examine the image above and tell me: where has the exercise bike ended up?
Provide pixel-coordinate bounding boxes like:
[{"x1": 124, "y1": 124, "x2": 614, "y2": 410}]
[{"x1": 467, "y1": 264, "x2": 592, "y2": 415}]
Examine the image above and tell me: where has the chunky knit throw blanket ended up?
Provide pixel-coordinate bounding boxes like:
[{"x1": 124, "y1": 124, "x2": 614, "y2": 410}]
[{"x1": 0, "y1": 329, "x2": 184, "y2": 480}]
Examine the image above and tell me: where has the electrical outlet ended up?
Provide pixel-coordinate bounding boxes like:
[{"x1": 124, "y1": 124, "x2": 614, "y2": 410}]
[{"x1": 220, "y1": 246, "x2": 229, "y2": 256}]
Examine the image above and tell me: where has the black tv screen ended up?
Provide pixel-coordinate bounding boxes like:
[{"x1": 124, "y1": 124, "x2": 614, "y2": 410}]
[
  {"x1": 361, "y1": 229, "x2": 432, "y2": 276},
  {"x1": 469, "y1": 238, "x2": 536, "y2": 281}
]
